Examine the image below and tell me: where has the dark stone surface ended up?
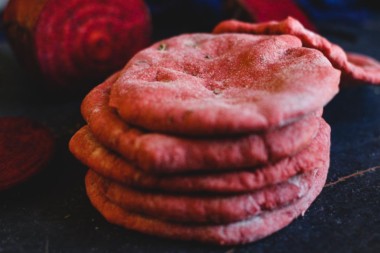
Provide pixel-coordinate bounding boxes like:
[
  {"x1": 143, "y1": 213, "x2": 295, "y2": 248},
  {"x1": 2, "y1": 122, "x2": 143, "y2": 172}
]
[{"x1": 0, "y1": 9, "x2": 379, "y2": 253}]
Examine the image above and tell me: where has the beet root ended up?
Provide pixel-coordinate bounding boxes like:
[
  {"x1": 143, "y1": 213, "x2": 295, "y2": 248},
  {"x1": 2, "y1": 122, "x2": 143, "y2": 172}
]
[
  {"x1": 2, "y1": 0, "x2": 152, "y2": 95},
  {"x1": 0, "y1": 117, "x2": 55, "y2": 191}
]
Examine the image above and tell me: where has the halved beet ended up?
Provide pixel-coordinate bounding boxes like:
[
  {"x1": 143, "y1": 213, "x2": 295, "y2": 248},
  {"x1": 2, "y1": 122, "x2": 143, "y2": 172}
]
[
  {"x1": 2, "y1": 0, "x2": 151, "y2": 95},
  {"x1": 0, "y1": 117, "x2": 54, "y2": 191}
]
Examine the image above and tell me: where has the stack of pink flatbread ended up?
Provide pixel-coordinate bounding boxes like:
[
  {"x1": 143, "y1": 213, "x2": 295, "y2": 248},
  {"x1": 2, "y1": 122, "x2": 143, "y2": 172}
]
[{"x1": 69, "y1": 18, "x2": 380, "y2": 245}]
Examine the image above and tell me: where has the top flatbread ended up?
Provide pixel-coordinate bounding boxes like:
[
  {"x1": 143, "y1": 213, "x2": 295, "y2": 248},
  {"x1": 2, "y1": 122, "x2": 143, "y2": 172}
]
[
  {"x1": 213, "y1": 17, "x2": 380, "y2": 85},
  {"x1": 109, "y1": 32, "x2": 340, "y2": 135}
]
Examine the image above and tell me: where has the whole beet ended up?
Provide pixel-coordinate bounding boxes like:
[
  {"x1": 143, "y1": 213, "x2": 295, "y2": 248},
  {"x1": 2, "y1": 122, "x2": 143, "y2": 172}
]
[{"x1": 2, "y1": 0, "x2": 151, "y2": 96}]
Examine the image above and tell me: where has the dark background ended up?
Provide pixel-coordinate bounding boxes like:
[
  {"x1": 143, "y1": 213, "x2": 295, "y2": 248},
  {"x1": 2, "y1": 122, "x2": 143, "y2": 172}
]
[{"x1": 0, "y1": 1, "x2": 379, "y2": 252}]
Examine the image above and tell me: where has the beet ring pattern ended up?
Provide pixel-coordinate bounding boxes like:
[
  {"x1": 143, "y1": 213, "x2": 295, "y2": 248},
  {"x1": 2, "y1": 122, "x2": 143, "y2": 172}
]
[
  {"x1": 33, "y1": 0, "x2": 151, "y2": 90},
  {"x1": 0, "y1": 117, "x2": 55, "y2": 191}
]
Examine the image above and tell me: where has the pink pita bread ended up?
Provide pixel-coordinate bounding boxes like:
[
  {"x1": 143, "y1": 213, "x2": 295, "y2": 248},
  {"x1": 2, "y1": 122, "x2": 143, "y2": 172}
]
[
  {"x1": 109, "y1": 32, "x2": 339, "y2": 135},
  {"x1": 93, "y1": 169, "x2": 312, "y2": 224},
  {"x1": 85, "y1": 160, "x2": 328, "y2": 245},
  {"x1": 213, "y1": 17, "x2": 380, "y2": 84},
  {"x1": 69, "y1": 119, "x2": 330, "y2": 193},
  {"x1": 82, "y1": 73, "x2": 321, "y2": 173}
]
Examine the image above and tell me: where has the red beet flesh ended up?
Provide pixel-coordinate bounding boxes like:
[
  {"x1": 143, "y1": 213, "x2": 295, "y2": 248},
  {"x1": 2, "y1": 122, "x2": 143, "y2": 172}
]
[
  {"x1": 3, "y1": 0, "x2": 152, "y2": 94},
  {"x1": 0, "y1": 117, "x2": 55, "y2": 191}
]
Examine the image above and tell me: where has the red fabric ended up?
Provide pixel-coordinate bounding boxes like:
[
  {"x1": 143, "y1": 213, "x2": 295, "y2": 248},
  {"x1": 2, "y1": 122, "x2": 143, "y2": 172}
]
[{"x1": 237, "y1": 0, "x2": 316, "y2": 31}]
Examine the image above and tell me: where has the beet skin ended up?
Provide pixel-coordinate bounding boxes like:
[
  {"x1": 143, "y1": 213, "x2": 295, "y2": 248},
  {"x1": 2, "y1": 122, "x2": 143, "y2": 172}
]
[{"x1": 2, "y1": 0, "x2": 152, "y2": 95}]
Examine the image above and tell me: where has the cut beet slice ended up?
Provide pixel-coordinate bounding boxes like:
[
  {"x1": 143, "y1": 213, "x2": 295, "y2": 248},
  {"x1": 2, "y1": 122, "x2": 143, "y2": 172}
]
[
  {"x1": 82, "y1": 73, "x2": 321, "y2": 173},
  {"x1": 0, "y1": 117, "x2": 54, "y2": 191},
  {"x1": 85, "y1": 160, "x2": 328, "y2": 245},
  {"x1": 109, "y1": 33, "x2": 339, "y2": 135},
  {"x1": 2, "y1": 0, "x2": 151, "y2": 93},
  {"x1": 213, "y1": 17, "x2": 380, "y2": 84}
]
